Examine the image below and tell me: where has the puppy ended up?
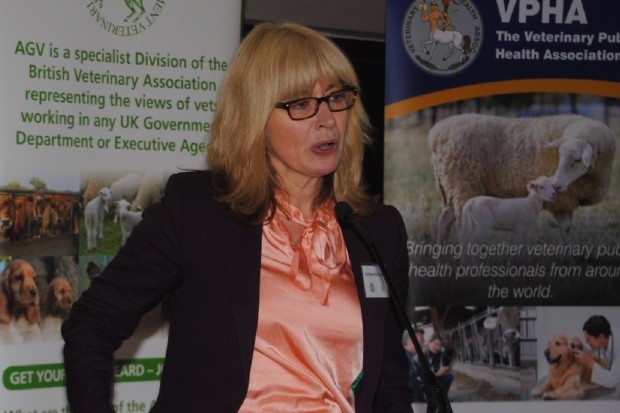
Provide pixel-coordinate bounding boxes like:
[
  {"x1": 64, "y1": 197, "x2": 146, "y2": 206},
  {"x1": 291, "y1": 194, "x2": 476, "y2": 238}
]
[
  {"x1": 532, "y1": 334, "x2": 607, "y2": 400},
  {"x1": 41, "y1": 277, "x2": 74, "y2": 340},
  {"x1": 0, "y1": 259, "x2": 42, "y2": 343}
]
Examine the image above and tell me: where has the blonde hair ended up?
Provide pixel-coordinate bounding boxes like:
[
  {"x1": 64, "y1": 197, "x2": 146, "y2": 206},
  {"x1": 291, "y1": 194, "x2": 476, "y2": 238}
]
[{"x1": 206, "y1": 22, "x2": 374, "y2": 224}]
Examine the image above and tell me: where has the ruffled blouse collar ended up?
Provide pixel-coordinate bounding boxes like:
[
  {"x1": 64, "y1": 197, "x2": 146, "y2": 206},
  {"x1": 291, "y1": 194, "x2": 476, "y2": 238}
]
[{"x1": 263, "y1": 194, "x2": 349, "y2": 304}]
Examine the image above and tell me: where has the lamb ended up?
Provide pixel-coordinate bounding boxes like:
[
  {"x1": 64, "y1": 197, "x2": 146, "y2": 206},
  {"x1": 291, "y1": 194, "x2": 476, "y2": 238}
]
[
  {"x1": 115, "y1": 199, "x2": 143, "y2": 245},
  {"x1": 84, "y1": 187, "x2": 112, "y2": 251},
  {"x1": 429, "y1": 114, "x2": 616, "y2": 243},
  {"x1": 459, "y1": 176, "x2": 556, "y2": 247},
  {"x1": 107, "y1": 172, "x2": 142, "y2": 223}
]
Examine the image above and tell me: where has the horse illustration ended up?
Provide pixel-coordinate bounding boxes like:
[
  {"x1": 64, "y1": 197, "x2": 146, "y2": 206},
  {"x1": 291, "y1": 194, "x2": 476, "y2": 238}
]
[
  {"x1": 419, "y1": 1, "x2": 471, "y2": 63},
  {"x1": 421, "y1": 29, "x2": 471, "y2": 63}
]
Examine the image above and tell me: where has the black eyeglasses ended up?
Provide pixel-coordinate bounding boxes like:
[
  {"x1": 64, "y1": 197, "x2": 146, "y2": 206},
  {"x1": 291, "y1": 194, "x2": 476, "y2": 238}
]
[{"x1": 275, "y1": 86, "x2": 359, "y2": 120}]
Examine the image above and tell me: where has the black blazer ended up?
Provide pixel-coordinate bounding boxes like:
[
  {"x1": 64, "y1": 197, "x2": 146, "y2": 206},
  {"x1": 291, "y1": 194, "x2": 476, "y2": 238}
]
[{"x1": 63, "y1": 171, "x2": 412, "y2": 413}]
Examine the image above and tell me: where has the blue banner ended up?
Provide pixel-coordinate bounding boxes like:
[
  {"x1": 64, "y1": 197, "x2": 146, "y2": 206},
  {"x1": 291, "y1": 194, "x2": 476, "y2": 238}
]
[{"x1": 386, "y1": 0, "x2": 620, "y2": 117}]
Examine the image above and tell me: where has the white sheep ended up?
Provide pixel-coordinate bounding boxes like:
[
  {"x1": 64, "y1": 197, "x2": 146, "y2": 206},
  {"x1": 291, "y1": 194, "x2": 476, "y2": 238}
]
[
  {"x1": 429, "y1": 114, "x2": 616, "y2": 243},
  {"x1": 81, "y1": 170, "x2": 129, "y2": 206},
  {"x1": 459, "y1": 176, "x2": 557, "y2": 247},
  {"x1": 107, "y1": 173, "x2": 142, "y2": 223},
  {"x1": 115, "y1": 199, "x2": 143, "y2": 245},
  {"x1": 84, "y1": 187, "x2": 111, "y2": 251},
  {"x1": 130, "y1": 171, "x2": 171, "y2": 211}
]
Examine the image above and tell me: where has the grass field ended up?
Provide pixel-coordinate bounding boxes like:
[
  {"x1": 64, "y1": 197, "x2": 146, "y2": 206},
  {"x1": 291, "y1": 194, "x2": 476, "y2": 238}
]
[{"x1": 78, "y1": 214, "x2": 125, "y2": 257}]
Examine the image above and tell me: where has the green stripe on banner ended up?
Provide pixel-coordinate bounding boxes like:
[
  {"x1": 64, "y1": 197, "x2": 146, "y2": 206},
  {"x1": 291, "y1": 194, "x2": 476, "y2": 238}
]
[
  {"x1": 3, "y1": 358, "x2": 164, "y2": 390},
  {"x1": 3, "y1": 363, "x2": 65, "y2": 390}
]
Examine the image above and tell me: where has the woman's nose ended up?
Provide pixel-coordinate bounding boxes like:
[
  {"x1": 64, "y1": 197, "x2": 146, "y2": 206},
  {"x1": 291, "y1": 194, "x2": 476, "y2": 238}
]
[{"x1": 315, "y1": 101, "x2": 336, "y2": 127}]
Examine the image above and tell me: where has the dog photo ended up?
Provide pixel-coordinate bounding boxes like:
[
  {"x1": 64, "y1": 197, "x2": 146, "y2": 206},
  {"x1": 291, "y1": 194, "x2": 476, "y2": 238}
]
[
  {"x1": 532, "y1": 333, "x2": 608, "y2": 400},
  {"x1": 531, "y1": 307, "x2": 620, "y2": 401},
  {"x1": 1, "y1": 256, "x2": 77, "y2": 344}
]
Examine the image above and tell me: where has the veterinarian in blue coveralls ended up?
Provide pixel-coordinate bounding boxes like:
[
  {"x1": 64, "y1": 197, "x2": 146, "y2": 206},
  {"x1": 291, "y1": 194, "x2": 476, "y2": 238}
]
[{"x1": 575, "y1": 315, "x2": 620, "y2": 389}]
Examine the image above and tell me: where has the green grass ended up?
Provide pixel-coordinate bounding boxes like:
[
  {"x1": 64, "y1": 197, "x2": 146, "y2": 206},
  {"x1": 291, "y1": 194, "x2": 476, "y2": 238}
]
[
  {"x1": 384, "y1": 116, "x2": 441, "y2": 241},
  {"x1": 78, "y1": 214, "x2": 124, "y2": 257}
]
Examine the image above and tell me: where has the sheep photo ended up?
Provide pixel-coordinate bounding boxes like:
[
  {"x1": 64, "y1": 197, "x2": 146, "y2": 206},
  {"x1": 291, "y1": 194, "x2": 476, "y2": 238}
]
[
  {"x1": 384, "y1": 95, "x2": 620, "y2": 305},
  {"x1": 78, "y1": 169, "x2": 172, "y2": 256}
]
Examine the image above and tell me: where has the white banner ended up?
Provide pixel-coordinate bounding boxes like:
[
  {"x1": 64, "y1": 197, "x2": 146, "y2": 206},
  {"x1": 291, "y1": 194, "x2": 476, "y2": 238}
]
[{"x1": 1, "y1": 0, "x2": 241, "y2": 410}]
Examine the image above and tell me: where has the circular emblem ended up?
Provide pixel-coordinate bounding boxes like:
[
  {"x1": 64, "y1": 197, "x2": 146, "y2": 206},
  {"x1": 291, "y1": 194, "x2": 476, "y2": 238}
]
[
  {"x1": 87, "y1": 0, "x2": 164, "y2": 37},
  {"x1": 402, "y1": 0, "x2": 483, "y2": 75}
]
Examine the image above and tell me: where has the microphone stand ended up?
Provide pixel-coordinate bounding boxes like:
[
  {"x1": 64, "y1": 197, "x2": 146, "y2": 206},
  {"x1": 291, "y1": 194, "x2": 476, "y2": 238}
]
[{"x1": 336, "y1": 202, "x2": 453, "y2": 413}]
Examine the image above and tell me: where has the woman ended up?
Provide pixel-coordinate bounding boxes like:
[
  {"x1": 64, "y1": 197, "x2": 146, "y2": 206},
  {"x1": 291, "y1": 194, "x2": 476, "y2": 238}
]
[
  {"x1": 403, "y1": 327, "x2": 426, "y2": 402},
  {"x1": 62, "y1": 22, "x2": 412, "y2": 413},
  {"x1": 424, "y1": 334, "x2": 454, "y2": 393}
]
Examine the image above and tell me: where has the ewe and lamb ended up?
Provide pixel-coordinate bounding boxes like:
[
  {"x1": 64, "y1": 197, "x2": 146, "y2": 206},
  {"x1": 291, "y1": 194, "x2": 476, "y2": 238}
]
[
  {"x1": 429, "y1": 114, "x2": 616, "y2": 243},
  {"x1": 459, "y1": 175, "x2": 557, "y2": 247}
]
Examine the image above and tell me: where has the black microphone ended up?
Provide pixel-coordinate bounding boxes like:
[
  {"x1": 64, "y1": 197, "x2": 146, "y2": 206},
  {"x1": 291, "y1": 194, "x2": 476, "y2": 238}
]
[{"x1": 335, "y1": 201, "x2": 453, "y2": 413}]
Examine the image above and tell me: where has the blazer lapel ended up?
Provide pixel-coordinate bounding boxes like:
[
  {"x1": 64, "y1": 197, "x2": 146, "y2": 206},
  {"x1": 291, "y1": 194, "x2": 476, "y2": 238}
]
[
  {"x1": 342, "y1": 225, "x2": 390, "y2": 411},
  {"x1": 221, "y1": 216, "x2": 263, "y2": 379}
]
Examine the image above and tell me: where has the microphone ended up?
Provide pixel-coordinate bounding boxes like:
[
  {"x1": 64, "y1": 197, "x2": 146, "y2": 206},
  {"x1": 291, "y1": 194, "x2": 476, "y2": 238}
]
[{"x1": 335, "y1": 201, "x2": 453, "y2": 413}]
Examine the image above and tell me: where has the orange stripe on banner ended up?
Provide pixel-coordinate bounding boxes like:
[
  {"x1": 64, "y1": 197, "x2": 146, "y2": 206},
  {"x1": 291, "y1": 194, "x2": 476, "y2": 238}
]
[{"x1": 384, "y1": 79, "x2": 620, "y2": 120}]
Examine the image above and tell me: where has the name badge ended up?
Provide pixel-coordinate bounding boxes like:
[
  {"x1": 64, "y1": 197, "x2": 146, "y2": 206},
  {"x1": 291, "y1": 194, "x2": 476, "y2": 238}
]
[{"x1": 361, "y1": 264, "x2": 389, "y2": 298}]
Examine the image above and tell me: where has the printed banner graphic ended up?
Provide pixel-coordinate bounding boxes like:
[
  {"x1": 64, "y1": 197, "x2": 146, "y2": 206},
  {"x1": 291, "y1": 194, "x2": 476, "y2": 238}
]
[
  {"x1": 0, "y1": 1, "x2": 241, "y2": 411},
  {"x1": 385, "y1": 1, "x2": 619, "y2": 411},
  {"x1": 387, "y1": 0, "x2": 620, "y2": 118}
]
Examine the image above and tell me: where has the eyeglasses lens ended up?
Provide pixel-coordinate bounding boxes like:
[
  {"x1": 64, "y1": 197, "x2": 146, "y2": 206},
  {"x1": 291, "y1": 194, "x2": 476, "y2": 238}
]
[{"x1": 285, "y1": 88, "x2": 358, "y2": 120}]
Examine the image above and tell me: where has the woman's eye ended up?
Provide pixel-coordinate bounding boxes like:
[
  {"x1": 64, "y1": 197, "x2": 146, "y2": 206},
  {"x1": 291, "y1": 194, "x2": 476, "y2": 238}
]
[
  {"x1": 329, "y1": 92, "x2": 346, "y2": 103},
  {"x1": 291, "y1": 99, "x2": 311, "y2": 110}
]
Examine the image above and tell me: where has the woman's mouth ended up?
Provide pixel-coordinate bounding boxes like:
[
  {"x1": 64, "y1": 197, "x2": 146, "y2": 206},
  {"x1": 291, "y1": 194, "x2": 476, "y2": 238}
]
[{"x1": 314, "y1": 140, "x2": 337, "y2": 153}]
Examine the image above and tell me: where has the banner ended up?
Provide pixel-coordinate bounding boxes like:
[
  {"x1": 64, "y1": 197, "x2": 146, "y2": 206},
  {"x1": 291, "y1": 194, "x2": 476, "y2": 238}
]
[
  {"x1": 1, "y1": 1, "x2": 241, "y2": 410},
  {"x1": 385, "y1": 1, "x2": 619, "y2": 411}
]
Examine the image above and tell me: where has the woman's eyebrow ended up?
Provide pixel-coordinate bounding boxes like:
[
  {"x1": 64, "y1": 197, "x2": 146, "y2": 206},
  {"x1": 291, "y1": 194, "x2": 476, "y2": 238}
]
[{"x1": 323, "y1": 82, "x2": 338, "y2": 92}]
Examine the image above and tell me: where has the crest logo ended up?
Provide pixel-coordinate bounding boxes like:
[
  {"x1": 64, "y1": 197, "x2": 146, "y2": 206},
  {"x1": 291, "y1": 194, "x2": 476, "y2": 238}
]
[
  {"x1": 402, "y1": 0, "x2": 482, "y2": 75},
  {"x1": 87, "y1": 0, "x2": 165, "y2": 37}
]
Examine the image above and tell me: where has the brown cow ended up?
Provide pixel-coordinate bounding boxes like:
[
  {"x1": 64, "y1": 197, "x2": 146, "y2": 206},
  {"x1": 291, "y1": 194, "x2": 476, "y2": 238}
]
[
  {"x1": 50, "y1": 194, "x2": 78, "y2": 235},
  {"x1": 13, "y1": 194, "x2": 39, "y2": 240},
  {"x1": 40, "y1": 194, "x2": 58, "y2": 237},
  {"x1": 32, "y1": 191, "x2": 47, "y2": 237},
  {"x1": 0, "y1": 194, "x2": 15, "y2": 242}
]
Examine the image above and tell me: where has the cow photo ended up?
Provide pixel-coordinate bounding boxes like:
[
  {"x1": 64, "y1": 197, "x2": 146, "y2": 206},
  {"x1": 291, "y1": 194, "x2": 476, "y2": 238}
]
[{"x1": 1, "y1": 173, "x2": 79, "y2": 257}]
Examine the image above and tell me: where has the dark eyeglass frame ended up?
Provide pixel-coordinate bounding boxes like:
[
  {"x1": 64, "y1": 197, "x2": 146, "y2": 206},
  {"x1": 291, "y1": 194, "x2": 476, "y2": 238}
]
[{"x1": 274, "y1": 86, "x2": 359, "y2": 120}]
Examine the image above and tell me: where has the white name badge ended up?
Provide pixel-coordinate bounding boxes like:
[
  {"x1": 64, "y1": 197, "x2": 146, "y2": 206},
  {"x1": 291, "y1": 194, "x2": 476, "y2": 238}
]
[{"x1": 361, "y1": 264, "x2": 389, "y2": 298}]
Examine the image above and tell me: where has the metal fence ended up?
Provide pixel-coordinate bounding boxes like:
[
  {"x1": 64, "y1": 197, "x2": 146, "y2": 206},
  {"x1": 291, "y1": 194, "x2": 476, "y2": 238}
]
[{"x1": 446, "y1": 307, "x2": 537, "y2": 370}]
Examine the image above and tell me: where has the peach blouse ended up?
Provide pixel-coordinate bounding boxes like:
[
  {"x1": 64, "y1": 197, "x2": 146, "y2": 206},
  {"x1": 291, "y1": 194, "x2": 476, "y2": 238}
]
[{"x1": 238, "y1": 197, "x2": 363, "y2": 412}]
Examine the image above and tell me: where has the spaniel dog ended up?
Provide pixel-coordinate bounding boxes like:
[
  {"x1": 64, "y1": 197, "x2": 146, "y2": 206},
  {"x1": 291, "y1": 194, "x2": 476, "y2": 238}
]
[
  {"x1": 41, "y1": 277, "x2": 74, "y2": 340},
  {"x1": 0, "y1": 259, "x2": 42, "y2": 343}
]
